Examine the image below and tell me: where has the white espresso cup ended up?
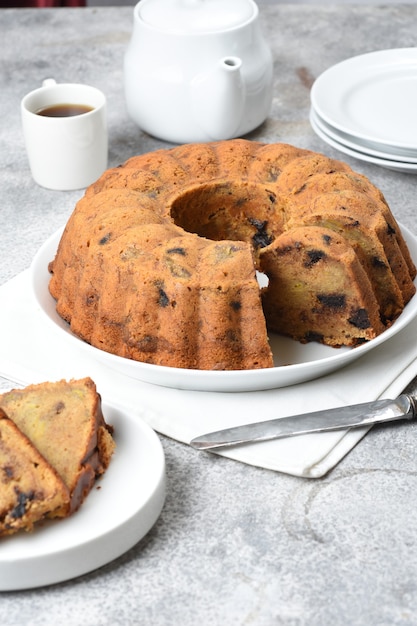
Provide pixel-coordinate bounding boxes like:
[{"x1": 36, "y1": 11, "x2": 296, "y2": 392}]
[{"x1": 21, "y1": 79, "x2": 108, "y2": 191}]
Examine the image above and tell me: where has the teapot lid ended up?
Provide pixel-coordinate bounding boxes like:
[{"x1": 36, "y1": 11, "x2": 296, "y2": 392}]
[{"x1": 138, "y1": 0, "x2": 257, "y2": 34}]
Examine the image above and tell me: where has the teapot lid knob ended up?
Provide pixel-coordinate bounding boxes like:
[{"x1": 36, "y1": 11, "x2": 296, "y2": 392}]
[{"x1": 138, "y1": 0, "x2": 257, "y2": 34}]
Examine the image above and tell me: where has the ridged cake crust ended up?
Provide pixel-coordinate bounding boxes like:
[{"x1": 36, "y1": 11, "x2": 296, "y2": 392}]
[{"x1": 48, "y1": 140, "x2": 416, "y2": 370}]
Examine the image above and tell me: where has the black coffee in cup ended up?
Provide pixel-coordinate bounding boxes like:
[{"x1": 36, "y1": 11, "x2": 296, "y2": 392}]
[{"x1": 36, "y1": 103, "x2": 94, "y2": 117}]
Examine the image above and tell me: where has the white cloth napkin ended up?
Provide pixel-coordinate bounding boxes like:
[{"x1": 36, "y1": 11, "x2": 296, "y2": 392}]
[{"x1": 1, "y1": 269, "x2": 417, "y2": 478}]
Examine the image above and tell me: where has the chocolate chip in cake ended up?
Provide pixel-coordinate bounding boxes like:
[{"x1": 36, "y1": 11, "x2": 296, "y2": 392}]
[
  {"x1": 167, "y1": 247, "x2": 186, "y2": 256},
  {"x1": 98, "y1": 233, "x2": 111, "y2": 245},
  {"x1": 347, "y1": 220, "x2": 360, "y2": 228},
  {"x1": 11, "y1": 489, "x2": 35, "y2": 519},
  {"x1": 248, "y1": 218, "x2": 274, "y2": 249},
  {"x1": 372, "y1": 256, "x2": 388, "y2": 269},
  {"x1": 305, "y1": 249, "x2": 326, "y2": 267},
  {"x1": 304, "y1": 330, "x2": 325, "y2": 343},
  {"x1": 317, "y1": 294, "x2": 346, "y2": 309},
  {"x1": 348, "y1": 308, "x2": 371, "y2": 329},
  {"x1": 158, "y1": 288, "x2": 169, "y2": 307}
]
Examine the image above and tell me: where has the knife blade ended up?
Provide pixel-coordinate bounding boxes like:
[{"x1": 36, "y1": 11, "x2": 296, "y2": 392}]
[{"x1": 190, "y1": 377, "x2": 417, "y2": 451}]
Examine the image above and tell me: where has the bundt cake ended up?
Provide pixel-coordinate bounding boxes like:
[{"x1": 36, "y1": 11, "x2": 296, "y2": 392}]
[
  {"x1": 0, "y1": 378, "x2": 115, "y2": 516},
  {"x1": 0, "y1": 409, "x2": 70, "y2": 537},
  {"x1": 48, "y1": 139, "x2": 416, "y2": 371}
]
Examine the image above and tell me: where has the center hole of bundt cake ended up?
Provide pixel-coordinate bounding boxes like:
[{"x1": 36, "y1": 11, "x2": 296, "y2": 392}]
[{"x1": 170, "y1": 182, "x2": 281, "y2": 250}]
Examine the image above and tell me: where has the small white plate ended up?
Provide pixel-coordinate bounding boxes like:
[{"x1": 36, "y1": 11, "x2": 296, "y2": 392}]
[
  {"x1": 0, "y1": 402, "x2": 166, "y2": 591},
  {"x1": 310, "y1": 108, "x2": 417, "y2": 165},
  {"x1": 311, "y1": 48, "x2": 417, "y2": 153},
  {"x1": 30, "y1": 227, "x2": 417, "y2": 392},
  {"x1": 310, "y1": 110, "x2": 417, "y2": 174}
]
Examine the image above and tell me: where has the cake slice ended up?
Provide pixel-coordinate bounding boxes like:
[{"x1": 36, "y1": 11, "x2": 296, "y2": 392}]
[
  {"x1": 0, "y1": 409, "x2": 70, "y2": 537},
  {"x1": 0, "y1": 378, "x2": 115, "y2": 514},
  {"x1": 261, "y1": 226, "x2": 384, "y2": 346}
]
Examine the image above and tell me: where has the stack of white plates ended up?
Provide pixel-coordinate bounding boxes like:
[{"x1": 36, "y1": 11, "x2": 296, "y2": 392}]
[{"x1": 310, "y1": 48, "x2": 417, "y2": 174}]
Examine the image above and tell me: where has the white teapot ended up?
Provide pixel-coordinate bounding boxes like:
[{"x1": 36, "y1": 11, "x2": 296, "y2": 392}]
[{"x1": 124, "y1": 0, "x2": 273, "y2": 144}]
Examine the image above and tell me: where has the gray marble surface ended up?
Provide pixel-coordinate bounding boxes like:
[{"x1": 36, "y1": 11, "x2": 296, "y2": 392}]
[{"x1": 1, "y1": 4, "x2": 417, "y2": 625}]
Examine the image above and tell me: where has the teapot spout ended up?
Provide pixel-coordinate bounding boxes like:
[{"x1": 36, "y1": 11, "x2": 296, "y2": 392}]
[{"x1": 191, "y1": 56, "x2": 245, "y2": 141}]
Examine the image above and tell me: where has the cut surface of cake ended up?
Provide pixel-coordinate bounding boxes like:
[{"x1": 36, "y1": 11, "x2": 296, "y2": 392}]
[
  {"x1": 0, "y1": 409, "x2": 70, "y2": 537},
  {"x1": 260, "y1": 226, "x2": 384, "y2": 346},
  {"x1": 0, "y1": 378, "x2": 115, "y2": 515},
  {"x1": 47, "y1": 139, "x2": 416, "y2": 371}
]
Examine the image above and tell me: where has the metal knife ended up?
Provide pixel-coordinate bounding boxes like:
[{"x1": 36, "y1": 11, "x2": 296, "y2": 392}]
[{"x1": 190, "y1": 375, "x2": 417, "y2": 451}]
